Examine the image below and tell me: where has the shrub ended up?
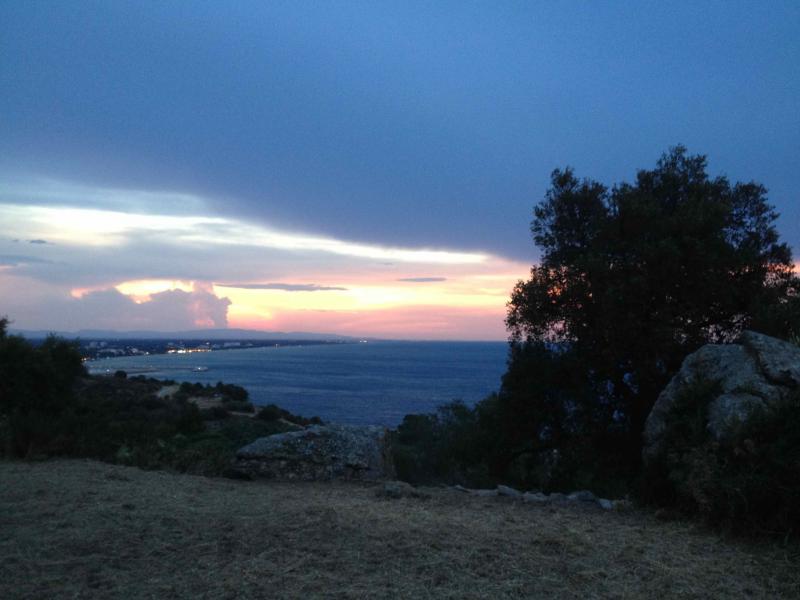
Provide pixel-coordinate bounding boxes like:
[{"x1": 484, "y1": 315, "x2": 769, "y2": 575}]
[
  {"x1": 0, "y1": 323, "x2": 87, "y2": 457},
  {"x1": 61, "y1": 380, "x2": 205, "y2": 461},
  {"x1": 212, "y1": 416, "x2": 301, "y2": 449},
  {"x1": 644, "y1": 379, "x2": 800, "y2": 537},
  {"x1": 167, "y1": 432, "x2": 235, "y2": 476},
  {"x1": 215, "y1": 381, "x2": 249, "y2": 403},
  {"x1": 393, "y1": 400, "x2": 496, "y2": 487},
  {"x1": 255, "y1": 404, "x2": 283, "y2": 421},
  {"x1": 255, "y1": 404, "x2": 322, "y2": 426},
  {"x1": 221, "y1": 400, "x2": 255, "y2": 414},
  {"x1": 392, "y1": 343, "x2": 635, "y2": 494},
  {"x1": 200, "y1": 406, "x2": 231, "y2": 421}
]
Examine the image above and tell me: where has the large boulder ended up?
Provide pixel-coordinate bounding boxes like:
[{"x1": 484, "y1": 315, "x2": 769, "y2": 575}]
[
  {"x1": 232, "y1": 424, "x2": 395, "y2": 481},
  {"x1": 643, "y1": 331, "x2": 800, "y2": 463}
]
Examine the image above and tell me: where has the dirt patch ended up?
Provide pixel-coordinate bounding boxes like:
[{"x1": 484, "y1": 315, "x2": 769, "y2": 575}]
[{"x1": 1, "y1": 460, "x2": 797, "y2": 599}]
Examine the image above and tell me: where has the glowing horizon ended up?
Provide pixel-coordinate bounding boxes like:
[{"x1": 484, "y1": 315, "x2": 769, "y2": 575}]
[{"x1": 0, "y1": 181, "x2": 529, "y2": 340}]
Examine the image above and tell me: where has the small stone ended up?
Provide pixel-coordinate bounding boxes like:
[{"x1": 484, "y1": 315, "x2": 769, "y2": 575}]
[
  {"x1": 523, "y1": 492, "x2": 549, "y2": 503},
  {"x1": 496, "y1": 484, "x2": 522, "y2": 498},
  {"x1": 567, "y1": 490, "x2": 597, "y2": 502},
  {"x1": 597, "y1": 498, "x2": 613, "y2": 510}
]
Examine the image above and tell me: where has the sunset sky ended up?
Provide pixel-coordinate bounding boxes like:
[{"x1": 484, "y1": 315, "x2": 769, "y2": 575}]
[{"x1": 1, "y1": 2, "x2": 798, "y2": 340}]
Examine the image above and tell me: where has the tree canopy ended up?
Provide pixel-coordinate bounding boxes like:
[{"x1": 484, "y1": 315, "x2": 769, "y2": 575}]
[{"x1": 505, "y1": 146, "x2": 798, "y2": 454}]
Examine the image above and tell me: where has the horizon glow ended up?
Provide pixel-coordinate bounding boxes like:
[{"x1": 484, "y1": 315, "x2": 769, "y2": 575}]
[{"x1": 0, "y1": 182, "x2": 529, "y2": 340}]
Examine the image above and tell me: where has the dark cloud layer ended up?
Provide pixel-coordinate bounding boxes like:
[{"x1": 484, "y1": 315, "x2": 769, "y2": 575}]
[{"x1": 1, "y1": 3, "x2": 797, "y2": 258}]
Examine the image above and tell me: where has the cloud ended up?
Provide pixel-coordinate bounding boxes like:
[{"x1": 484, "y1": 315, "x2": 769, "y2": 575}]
[
  {"x1": 0, "y1": 201, "x2": 489, "y2": 265},
  {"x1": 0, "y1": 276, "x2": 231, "y2": 331},
  {"x1": 28, "y1": 239, "x2": 49, "y2": 244},
  {"x1": 396, "y1": 277, "x2": 447, "y2": 283},
  {"x1": 71, "y1": 286, "x2": 232, "y2": 330},
  {"x1": 217, "y1": 282, "x2": 347, "y2": 292},
  {"x1": 0, "y1": 254, "x2": 52, "y2": 266}
]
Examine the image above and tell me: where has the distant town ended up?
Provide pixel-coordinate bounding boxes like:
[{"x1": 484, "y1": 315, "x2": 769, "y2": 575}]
[{"x1": 78, "y1": 338, "x2": 349, "y2": 361}]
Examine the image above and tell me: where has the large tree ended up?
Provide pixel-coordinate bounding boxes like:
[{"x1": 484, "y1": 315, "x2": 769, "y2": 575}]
[{"x1": 506, "y1": 147, "x2": 798, "y2": 455}]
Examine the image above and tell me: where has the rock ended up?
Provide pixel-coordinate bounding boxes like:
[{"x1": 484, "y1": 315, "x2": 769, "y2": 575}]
[
  {"x1": 523, "y1": 492, "x2": 549, "y2": 503},
  {"x1": 232, "y1": 424, "x2": 394, "y2": 481},
  {"x1": 376, "y1": 481, "x2": 429, "y2": 500},
  {"x1": 451, "y1": 485, "x2": 498, "y2": 497},
  {"x1": 496, "y1": 484, "x2": 523, "y2": 498},
  {"x1": 739, "y1": 330, "x2": 800, "y2": 387},
  {"x1": 567, "y1": 490, "x2": 597, "y2": 502},
  {"x1": 597, "y1": 498, "x2": 614, "y2": 510},
  {"x1": 643, "y1": 331, "x2": 800, "y2": 463},
  {"x1": 548, "y1": 492, "x2": 566, "y2": 502}
]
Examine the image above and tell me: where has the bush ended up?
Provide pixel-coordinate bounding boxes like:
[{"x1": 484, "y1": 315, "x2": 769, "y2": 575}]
[
  {"x1": 392, "y1": 343, "x2": 634, "y2": 494},
  {"x1": 255, "y1": 404, "x2": 322, "y2": 426},
  {"x1": 215, "y1": 381, "x2": 249, "y2": 403},
  {"x1": 0, "y1": 318, "x2": 305, "y2": 476},
  {"x1": 222, "y1": 400, "x2": 255, "y2": 414},
  {"x1": 200, "y1": 406, "x2": 231, "y2": 421},
  {"x1": 644, "y1": 379, "x2": 800, "y2": 537},
  {"x1": 0, "y1": 321, "x2": 87, "y2": 457},
  {"x1": 60, "y1": 379, "x2": 205, "y2": 462},
  {"x1": 393, "y1": 400, "x2": 496, "y2": 487}
]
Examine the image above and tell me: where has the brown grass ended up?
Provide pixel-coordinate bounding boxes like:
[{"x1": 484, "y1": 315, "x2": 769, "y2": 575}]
[{"x1": 1, "y1": 459, "x2": 797, "y2": 599}]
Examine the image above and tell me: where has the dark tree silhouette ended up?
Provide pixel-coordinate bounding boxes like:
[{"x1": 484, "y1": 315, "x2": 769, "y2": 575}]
[{"x1": 506, "y1": 146, "x2": 798, "y2": 458}]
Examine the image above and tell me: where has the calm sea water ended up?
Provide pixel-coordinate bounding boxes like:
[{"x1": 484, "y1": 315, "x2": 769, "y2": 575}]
[{"x1": 87, "y1": 341, "x2": 509, "y2": 426}]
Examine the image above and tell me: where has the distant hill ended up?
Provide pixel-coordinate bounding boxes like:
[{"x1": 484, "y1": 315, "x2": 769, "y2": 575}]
[{"x1": 10, "y1": 327, "x2": 357, "y2": 342}]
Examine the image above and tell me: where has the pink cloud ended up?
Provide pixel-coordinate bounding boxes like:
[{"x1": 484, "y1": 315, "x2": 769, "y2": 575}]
[{"x1": 0, "y1": 275, "x2": 231, "y2": 331}]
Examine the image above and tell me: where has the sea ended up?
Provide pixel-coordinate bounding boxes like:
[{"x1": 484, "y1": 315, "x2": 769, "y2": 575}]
[{"x1": 87, "y1": 341, "x2": 509, "y2": 426}]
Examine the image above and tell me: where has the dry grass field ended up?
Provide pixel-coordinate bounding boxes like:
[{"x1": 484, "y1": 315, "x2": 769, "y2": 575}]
[{"x1": 1, "y1": 459, "x2": 797, "y2": 599}]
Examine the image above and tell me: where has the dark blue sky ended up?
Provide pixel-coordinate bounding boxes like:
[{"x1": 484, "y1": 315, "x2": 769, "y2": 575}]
[{"x1": 2, "y1": 1, "x2": 798, "y2": 259}]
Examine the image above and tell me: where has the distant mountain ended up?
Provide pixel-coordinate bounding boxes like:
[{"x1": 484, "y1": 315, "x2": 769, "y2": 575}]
[{"x1": 10, "y1": 327, "x2": 358, "y2": 342}]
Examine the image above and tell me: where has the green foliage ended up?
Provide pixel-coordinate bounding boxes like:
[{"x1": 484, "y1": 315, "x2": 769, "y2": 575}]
[
  {"x1": 506, "y1": 147, "x2": 798, "y2": 469},
  {"x1": 393, "y1": 372, "x2": 634, "y2": 497},
  {"x1": 0, "y1": 321, "x2": 87, "y2": 457},
  {"x1": 645, "y1": 380, "x2": 800, "y2": 536},
  {"x1": 255, "y1": 403, "x2": 323, "y2": 426},
  {"x1": 0, "y1": 318, "x2": 305, "y2": 476},
  {"x1": 215, "y1": 381, "x2": 249, "y2": 402},
  {"x1": 200, "y1": 406, "x2": 232, "y2": 420},
  {"x1": 393, "y1": 400, "x2": 496, "y2": 487},
  {"x1": 176, "y1": 380, "x2": 249, "y2": 404},
  {"x1": 211, "y1": 415, "x2": 301, "y2": 449},
  {"x1": 222, "y1": 400, "x2": 255, "y2": 413},
  {"x1": 43, "y1": 376, "x2": 206, "y2": 462}
]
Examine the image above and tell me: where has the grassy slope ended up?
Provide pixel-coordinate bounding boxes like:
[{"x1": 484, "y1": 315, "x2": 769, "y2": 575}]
[{"x1": 1, "y1": 460, "x2": 797, "y2": 599}]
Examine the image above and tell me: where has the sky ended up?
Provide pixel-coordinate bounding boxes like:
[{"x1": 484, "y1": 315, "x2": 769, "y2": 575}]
[{"x1": 1, "y1": 1, "x2": 798, "y2": 340}]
